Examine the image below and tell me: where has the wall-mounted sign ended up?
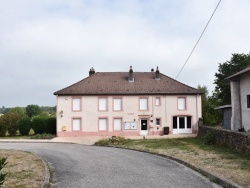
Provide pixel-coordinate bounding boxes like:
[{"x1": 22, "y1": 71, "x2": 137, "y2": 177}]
[{"x1": 124, "y1": 122, "x2": 138, "y2": 130}]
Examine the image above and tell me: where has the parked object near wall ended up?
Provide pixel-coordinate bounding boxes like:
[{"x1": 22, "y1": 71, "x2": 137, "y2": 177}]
[{"x1": 198, "y1": 125, "x2": 250, "y2": 155}]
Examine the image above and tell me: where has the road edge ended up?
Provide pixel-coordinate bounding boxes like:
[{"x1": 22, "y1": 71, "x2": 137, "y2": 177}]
[{"x1": 102, "y1": 145, "x2": 243, "y2": 188}]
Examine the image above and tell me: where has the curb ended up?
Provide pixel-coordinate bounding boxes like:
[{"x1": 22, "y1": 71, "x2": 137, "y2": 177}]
[
  {"x1": 102, "y1": 145, "x2": 243, "y2": 188},
  {"x1": 40, "y1": 157, "x2": 50, "y2": 188}
]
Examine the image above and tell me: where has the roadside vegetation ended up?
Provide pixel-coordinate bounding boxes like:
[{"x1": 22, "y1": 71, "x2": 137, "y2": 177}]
[
  {"x1": 95, "y1": 136, "x2": 250, "y2": 188},
  {"x1": 0, "y1": 150, "x2": 46, "y2": 188},
  {"x1": 0, "y1": 105, "x2": 56, "y2": 139}
]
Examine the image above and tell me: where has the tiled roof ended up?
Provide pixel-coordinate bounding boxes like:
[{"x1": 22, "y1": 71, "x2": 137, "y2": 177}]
[
  {"x1": 54, "y1": 72, "x2": 202, "y2": 95},
  {"x1": 227, "y1": 66, "x2": 250, "y2": 80}
]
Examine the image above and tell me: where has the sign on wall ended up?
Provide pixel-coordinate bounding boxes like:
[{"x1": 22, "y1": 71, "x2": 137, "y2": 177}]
[{"x1": 124, "y1": 121, "x2": 138, "y2": 130}]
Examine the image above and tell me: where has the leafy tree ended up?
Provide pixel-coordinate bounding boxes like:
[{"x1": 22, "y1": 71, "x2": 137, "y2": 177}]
[
  {"x1": 19, "y1": 116, "x2": 32, "y2": 136},
  {"x1": 26, "y1": 105, "x2": 42, "y2": 118},
  {"x1": 8, "y1": 107, "x2": 26, "y2": 117},
  {"x1": 0, "y1": 116, "x2": 7, "y2": 137},
  {"x1": 4, "y1": 113, "x2": 21, "y2": 136},
  {"x1": 197, "y1": 85, "x2": 222, "y2": 126},
  {"x1": 32, "y1": 116, "x2": 47, "y2": 134},
  {"x1": 214, "y1": 53, "x2": 250, "y2": 105}
]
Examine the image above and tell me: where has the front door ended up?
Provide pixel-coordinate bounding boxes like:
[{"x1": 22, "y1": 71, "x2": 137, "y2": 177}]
[
  {"x1": 140, "y1": 119, "x2": 148, "y2": 136},
  {"x1": 173, "y1": 116, "x2": 192, "y2": 134}
]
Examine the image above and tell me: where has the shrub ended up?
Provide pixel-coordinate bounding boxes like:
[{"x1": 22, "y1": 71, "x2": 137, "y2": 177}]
[
  {"x1": 30, "y1": 133, "x2": 55, "y2": 139},
  {"x1": 32, "y1": 116, "x2": 47, "y2": 134},
  {"x1": 45, "y1": 117, "x2": 56, "y2": 134},
  {"x1": 19, "y1": 116, "x2": 31, "y2": 136},
  {"x1": 0, "y1": 116, "x2": 7, "y2": 136},
  {"x1": 94, "y1": 139, "x2": 110, "y2": 146},
  {"x1": 4, "y1": 113, "x2": 21, "y2": 136},
  {"x1": 0, "y1": 157, "x2": 8, "y2": 187}
]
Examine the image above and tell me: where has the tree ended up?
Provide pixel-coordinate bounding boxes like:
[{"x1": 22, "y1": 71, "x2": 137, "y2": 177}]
[
  {"x1": 4, "y1": 113, "x2": 21, "y2": 136},
  {"x1": 26, "y1": 105, "x2": 42, "y2": 118},
  {"x1": 197, "y1": 85, "x2": 222, "y2": 126},
  {"x1": 8, "y1": 107, "x2": 26, "y2": 117},
  {"x1": 0, "y1": 116, "x2": 7, "y2": 136},
  {"x1": 19, "y1": 116, "x2": 32, "y2": 136},
  {"x1": 214, "y1": 53, "x2": 250, "y2": 105}
]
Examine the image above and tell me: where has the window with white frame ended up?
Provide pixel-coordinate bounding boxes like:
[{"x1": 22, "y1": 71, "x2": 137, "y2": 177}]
[
  {"x1": 72, "y1": 98, "x2": 81, "y2": 111},
  {"x1": 114, "y1": 98, "x2": 122, "y2": 111},
  {"x1": 72, "y1": 118, "x2": 81, "y2": 131},
  {"x1": 178, "y1": 97, "x2": 186, "y2": 110},
  {"x1": 99, "y1": 118, "x2": 108, "y2": 131},
  {"x1": 156, "y1": 118, "x2": 161, "y2": 126},
  {"x1": 114, "y1": 118, "x2": 122, "y2": 131},
  {"x1": 155, "y1": 97, "x2": 160, "y2": 106},
  {"x1": 99, "y1": 98, "x2": 107, "y2": 111},
  {"x1": 140, "y1": 98, "x2": 148, "y2": 110}
]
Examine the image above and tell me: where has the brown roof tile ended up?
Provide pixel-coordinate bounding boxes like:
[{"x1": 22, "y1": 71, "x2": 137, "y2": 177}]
[{"x1": 54, "y1": 72, "x2": 202, "y2": 95}]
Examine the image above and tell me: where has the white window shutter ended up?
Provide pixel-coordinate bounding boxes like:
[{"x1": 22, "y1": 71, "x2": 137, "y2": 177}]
[
  {"x1": 114, "y1": 118, "x2": 122, "y2": 130},
  {"x1": 140, "y1": 98, "x2": 148, "y2": 110},
  {"x1": 99, "y1": 98, "x2": 107, "y2": 110},
  {"x1": 178, "y1": 98, "x2": 186, "y2": 110},
  {"x1": 114, "y1": 99, "x2": 122, "y2": 110},
  {"x1": 73, "y1": 119, "x2": 81, "y2": 131},
  {"x1": 99, "y1": 118, "x2": 107, "y2": 130},
  {"x1": 73, "y1": 98, "x2": 81, "y2": 111}
]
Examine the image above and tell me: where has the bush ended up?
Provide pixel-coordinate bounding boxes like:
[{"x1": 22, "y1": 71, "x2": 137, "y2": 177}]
[
  {"x1": 45, "y1": 117, "x2": 56, "y2": 134},
  {"x1": 203, "y1": 131, "x2": 216, "y2": 145},
  {"x1": 32, "y1": 116, "x2": 47, "y2": 134},
  {"x1": 30, "y1": 133, "x2": 55, "y2": 139},
  {"x1": 0, "y1": 157, "x2": 8, "y2": 187},
  {"x1": 19, "y1": 116, "x2": 31, "y2": 136},
  {"x1": 94, "y1": 139, "x2": 110, "y2": 146},
  {"x1": 4, "y1": 113, "x2": 21, "y2": 136},
  {"x1": 0, "y1": 116, "x2": 7, "y2": 136}
]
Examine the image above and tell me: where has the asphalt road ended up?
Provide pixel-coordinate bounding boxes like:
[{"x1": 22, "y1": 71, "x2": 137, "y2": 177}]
[{"x1": 0, "y1": 143, "x2": 221, "y2": 188}]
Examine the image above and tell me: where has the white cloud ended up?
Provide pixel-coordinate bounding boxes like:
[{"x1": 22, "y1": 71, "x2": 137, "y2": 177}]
[{"x1": 0, "y1": 0, "x2": 250, "y2": 107}]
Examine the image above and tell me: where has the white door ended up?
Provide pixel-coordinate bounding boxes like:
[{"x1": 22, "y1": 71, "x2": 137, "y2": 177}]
[
  {"x1": 140, "y1": 119, "x2": 148, "y2": 136},
  {"x1": 173, "y1": 116, "x2": 192, "y2": 134}
]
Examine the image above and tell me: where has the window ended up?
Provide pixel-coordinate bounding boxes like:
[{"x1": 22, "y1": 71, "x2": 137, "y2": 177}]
[
  {"x1": 114, "y1": 98, "x2": 122, "y2": 111},
  {"x1": 247, "y1": 95, "x2": 250, "y2": 108},
  {"x1": 178, "y1": 97, "x2": 186, "y2": 110},
  {"x1": 99, "y1": 98, "x2": 107, "y2": 111},
  {"x1": 140, "y1": 98, "x2": 148, "y2": 110},
  {"x1": 156, "y1": 118, "x2": 161, "y2": 126},
  {"x1": 187, "y1": 116, "x2": 192, "y2": 128},
  {"x1": 114, "y1": 118, "x2": 122, "y2": 131},
  {"x1": 72, "y1": 98, "x2": 81, "y2": 111},
  {"x1": 99, "y1": 118, "x2": 108, "y2": 131},
  {"x1": 72, "y1": 118, "x2": 81, "y2": 131},
  {"x1": 155, "y1": 97, "x2": 160, "y2": 106}
]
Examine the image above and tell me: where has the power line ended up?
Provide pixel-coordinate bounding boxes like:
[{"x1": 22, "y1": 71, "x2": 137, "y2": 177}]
[{"x1": 168, "y1": 0, "x2": 222, "y2": 91}]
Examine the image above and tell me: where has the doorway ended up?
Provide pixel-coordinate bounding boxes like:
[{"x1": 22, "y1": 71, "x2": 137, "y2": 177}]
[{"x1": 140, "y1": 119, "x2": 148, "y2": 135}]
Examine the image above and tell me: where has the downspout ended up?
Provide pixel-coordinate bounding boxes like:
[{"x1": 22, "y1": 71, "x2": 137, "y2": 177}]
[{"x1": 196, "y1": 94, "x2": 199, "y2": 132}]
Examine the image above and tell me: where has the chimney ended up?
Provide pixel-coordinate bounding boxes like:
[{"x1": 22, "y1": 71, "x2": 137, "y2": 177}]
[
  {"x1": 128, "y1": 66, "x2": 134, "y2": 82},
  {"x1": 89, "y1": 67, "x2": 95, "y2": 76},
  {"x1": 151, "y1": 68, "x2": 154, "y2": 72},
  {"x1": 155, "y1": 66, "x2": 160, "y2": 80}
]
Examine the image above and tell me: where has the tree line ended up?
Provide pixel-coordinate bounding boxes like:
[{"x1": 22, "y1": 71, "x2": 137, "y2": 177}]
[
  {"x1": 197, "y1": 52, "x2": 250, "y2": 126},
  {"x1": 0, "y1": 105, "x2": 56, "y2": 136}
]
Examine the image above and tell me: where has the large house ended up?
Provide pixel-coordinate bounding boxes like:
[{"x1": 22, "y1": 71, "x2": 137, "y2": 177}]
[
  {"x1": 54, "y1": 66, "x2": 202, "y2": 136},
  {"x1": 227, "y1": 66, "x2": 250, "y2": 132}
]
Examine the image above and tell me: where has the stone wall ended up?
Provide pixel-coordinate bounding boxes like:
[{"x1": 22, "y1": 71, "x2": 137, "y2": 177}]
[{"x1": 198, "y1": 125, "x2": 250, "y2": 155}]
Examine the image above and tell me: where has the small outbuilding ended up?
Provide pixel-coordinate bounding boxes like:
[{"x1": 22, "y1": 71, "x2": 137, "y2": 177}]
[{"x1": 214, "y1": 105, "x2": 232, "y2": 130}]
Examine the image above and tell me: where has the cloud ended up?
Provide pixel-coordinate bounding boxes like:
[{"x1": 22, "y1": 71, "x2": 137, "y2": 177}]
[{"x1": 0, "y1": 0, "x2": 250, "y2": 107}]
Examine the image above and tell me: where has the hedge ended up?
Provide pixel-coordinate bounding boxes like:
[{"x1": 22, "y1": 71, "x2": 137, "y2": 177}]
[{"x1": 19, "y1": 116, "x2": 32, "y2": 136}]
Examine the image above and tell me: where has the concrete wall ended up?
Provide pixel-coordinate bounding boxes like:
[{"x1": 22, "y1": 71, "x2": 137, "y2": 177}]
[
  {"x1": 230, "y1": 81, "x2": 242, "y2": 131},
  {"x1": 56, "y1": 95, "x2": 202, "y2": 136},
  {"x1": 239, "y1": 73, "x2": 250, "y2": 131},
  {"x1": 198, "y1": 125, "x2": 250, "y2": 155}
]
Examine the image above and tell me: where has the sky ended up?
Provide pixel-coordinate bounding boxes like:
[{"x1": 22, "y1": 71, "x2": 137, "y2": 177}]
[{"x1": 1, "y1": 0, "x2": 250, "y2": 108}]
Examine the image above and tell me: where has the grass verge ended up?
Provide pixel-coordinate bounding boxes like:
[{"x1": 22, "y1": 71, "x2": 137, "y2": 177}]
[
  {"x1": 95, "y1": 136, "x2": 250, "y2": 188},
  {"x1": 0, "y1": 150, "x2": 46, "y2": 188}
]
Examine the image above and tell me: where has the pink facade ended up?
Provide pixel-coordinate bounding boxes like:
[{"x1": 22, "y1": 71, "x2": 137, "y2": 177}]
[{"x1": 56, "y1": 95, "x2": 202, "y2": 136}]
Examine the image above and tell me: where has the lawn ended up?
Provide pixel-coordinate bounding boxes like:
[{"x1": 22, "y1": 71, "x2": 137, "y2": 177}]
[
  {"x1": 95, "y1": 137, "x2": 250, "y2": 188},
  {"x1": 0, "y1": 150, "x2": 46, "y2": 188}
]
